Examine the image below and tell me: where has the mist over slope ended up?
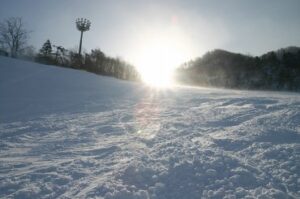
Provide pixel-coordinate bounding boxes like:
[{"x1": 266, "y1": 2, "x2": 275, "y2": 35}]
[
  {"x1": 176, "y1": 47, "x2": 300, "y2": 91},
  {"x1": 0, "y1": 57, "x2": 300, "y2": 199}
]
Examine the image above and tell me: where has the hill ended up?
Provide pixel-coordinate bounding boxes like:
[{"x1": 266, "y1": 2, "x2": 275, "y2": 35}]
[{"x1": 176, "y1": 47, "x2": 300, "y2": 91}]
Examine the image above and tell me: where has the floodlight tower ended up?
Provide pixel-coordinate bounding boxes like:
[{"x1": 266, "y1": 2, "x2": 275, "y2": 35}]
[{"x1": 76, "y1": 18, "x2": 91, "y2": 56}]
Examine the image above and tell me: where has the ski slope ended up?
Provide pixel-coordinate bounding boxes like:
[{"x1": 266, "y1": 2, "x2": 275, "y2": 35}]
[{"x1": 0, "y1": 57, "x2": 300, "y2": 199}]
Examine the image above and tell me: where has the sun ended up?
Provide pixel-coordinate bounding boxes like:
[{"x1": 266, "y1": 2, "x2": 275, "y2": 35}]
[
  {"x1": 132, "y1": 34, "x2": 192, "y2": 88},
  {"x1": 136, "y1": 43, "x2": 178, "y2": 87}
]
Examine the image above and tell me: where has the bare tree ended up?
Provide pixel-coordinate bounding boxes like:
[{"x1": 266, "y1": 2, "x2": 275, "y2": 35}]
[{"x1": 0, "y1": 17, "x2": 29, "y2": 57}]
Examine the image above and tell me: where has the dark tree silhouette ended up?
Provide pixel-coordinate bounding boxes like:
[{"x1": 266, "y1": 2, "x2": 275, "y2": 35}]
[
  {"x1": 0, "y1": 17, "x2": 29, "y2": 57},
  {"x1": 82, "y1": 48, "x2": 140, "y2": 81},
  {"x1": 176, "y1": 47, "x2": 300, "y2": 91},
  {"x1": 39, "y1": 39, "x2": 52, "y2": 56},
  {"x1": 37, "y1": 39, "x2": 54, "y2": 64}
]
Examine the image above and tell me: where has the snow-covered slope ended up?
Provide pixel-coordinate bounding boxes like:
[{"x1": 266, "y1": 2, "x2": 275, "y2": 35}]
[{"x1": 0, "y1": 57, "x2": 300, "y2": 199}]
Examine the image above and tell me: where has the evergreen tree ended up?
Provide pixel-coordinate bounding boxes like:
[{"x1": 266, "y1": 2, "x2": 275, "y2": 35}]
[
  {"x1": 39, "y1": 39, "x2": 52, "y2": 56},
  {"x1": 36, "y1": 39, "x2": 53, "y2": 64}
]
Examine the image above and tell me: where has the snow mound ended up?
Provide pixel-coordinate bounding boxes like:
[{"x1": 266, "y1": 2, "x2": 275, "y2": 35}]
[{"x1": 0, "y1": 57, "x2": 300, "y2": 198}]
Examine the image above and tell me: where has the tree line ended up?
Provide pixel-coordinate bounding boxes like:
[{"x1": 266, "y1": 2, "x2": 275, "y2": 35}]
[
  {"x1": 36, "y1": 39, "x2": 140, "y2": 81},
  {"x1": 175, "y1": 47, "x2": 300, "y2": 91},
  {"x1": 0, "y1": 17, "x2": 140, "y2": 82}
]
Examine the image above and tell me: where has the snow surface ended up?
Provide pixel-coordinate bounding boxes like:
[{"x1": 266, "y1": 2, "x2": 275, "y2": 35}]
[{"x1": 0, "y1": 56, "x2": 300, "y2": 199}]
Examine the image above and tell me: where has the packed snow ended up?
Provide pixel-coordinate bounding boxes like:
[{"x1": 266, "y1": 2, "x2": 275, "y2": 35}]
[{"x1": 0, "y1": 56, "x2": 300, "y2": 199}]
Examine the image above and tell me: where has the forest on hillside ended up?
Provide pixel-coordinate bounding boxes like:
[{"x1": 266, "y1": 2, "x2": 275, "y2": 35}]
[
  {"x1": 175, "y1": 47, "x2": 300, "y2": 91},
  {"x1": 36, "y1": 40, "x2": 140, "y2": 81}
]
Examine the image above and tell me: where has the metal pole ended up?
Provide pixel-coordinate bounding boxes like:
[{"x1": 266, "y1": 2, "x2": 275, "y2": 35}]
[{"x1": 78, "y1": 31, "x2": 83, "y2": 56}]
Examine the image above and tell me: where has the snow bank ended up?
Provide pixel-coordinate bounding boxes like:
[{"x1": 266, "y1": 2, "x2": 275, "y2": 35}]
[
  {"x1": 0, "y1": 56, "x2": 142, "y2": 122},
  {"x1": 0, "y1": 57, "x2": 300, "y2": 198}
]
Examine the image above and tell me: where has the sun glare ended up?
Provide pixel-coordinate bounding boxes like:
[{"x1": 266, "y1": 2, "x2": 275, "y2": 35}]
[
  {"x1": 132, "y1": 33, "x2": 193, "y2": 88},
  {"x1": 136, "y1": 44, "x2": 177, "y2": 87}
]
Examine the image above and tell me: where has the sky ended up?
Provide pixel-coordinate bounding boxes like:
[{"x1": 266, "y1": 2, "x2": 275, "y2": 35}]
[{"x1": 1, "y1": 0, "x2": 300, "y2": 65}]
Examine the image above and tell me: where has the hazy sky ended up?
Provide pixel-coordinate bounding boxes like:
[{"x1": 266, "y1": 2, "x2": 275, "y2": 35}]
[{"x1": 1, "y1": 0, "x2": 300, "y2": 64}]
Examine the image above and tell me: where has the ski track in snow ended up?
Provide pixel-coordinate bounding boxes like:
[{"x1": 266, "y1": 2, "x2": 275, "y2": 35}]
[{"x1": 0, "y1": 57, "x2": 300, "y2": 199}]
